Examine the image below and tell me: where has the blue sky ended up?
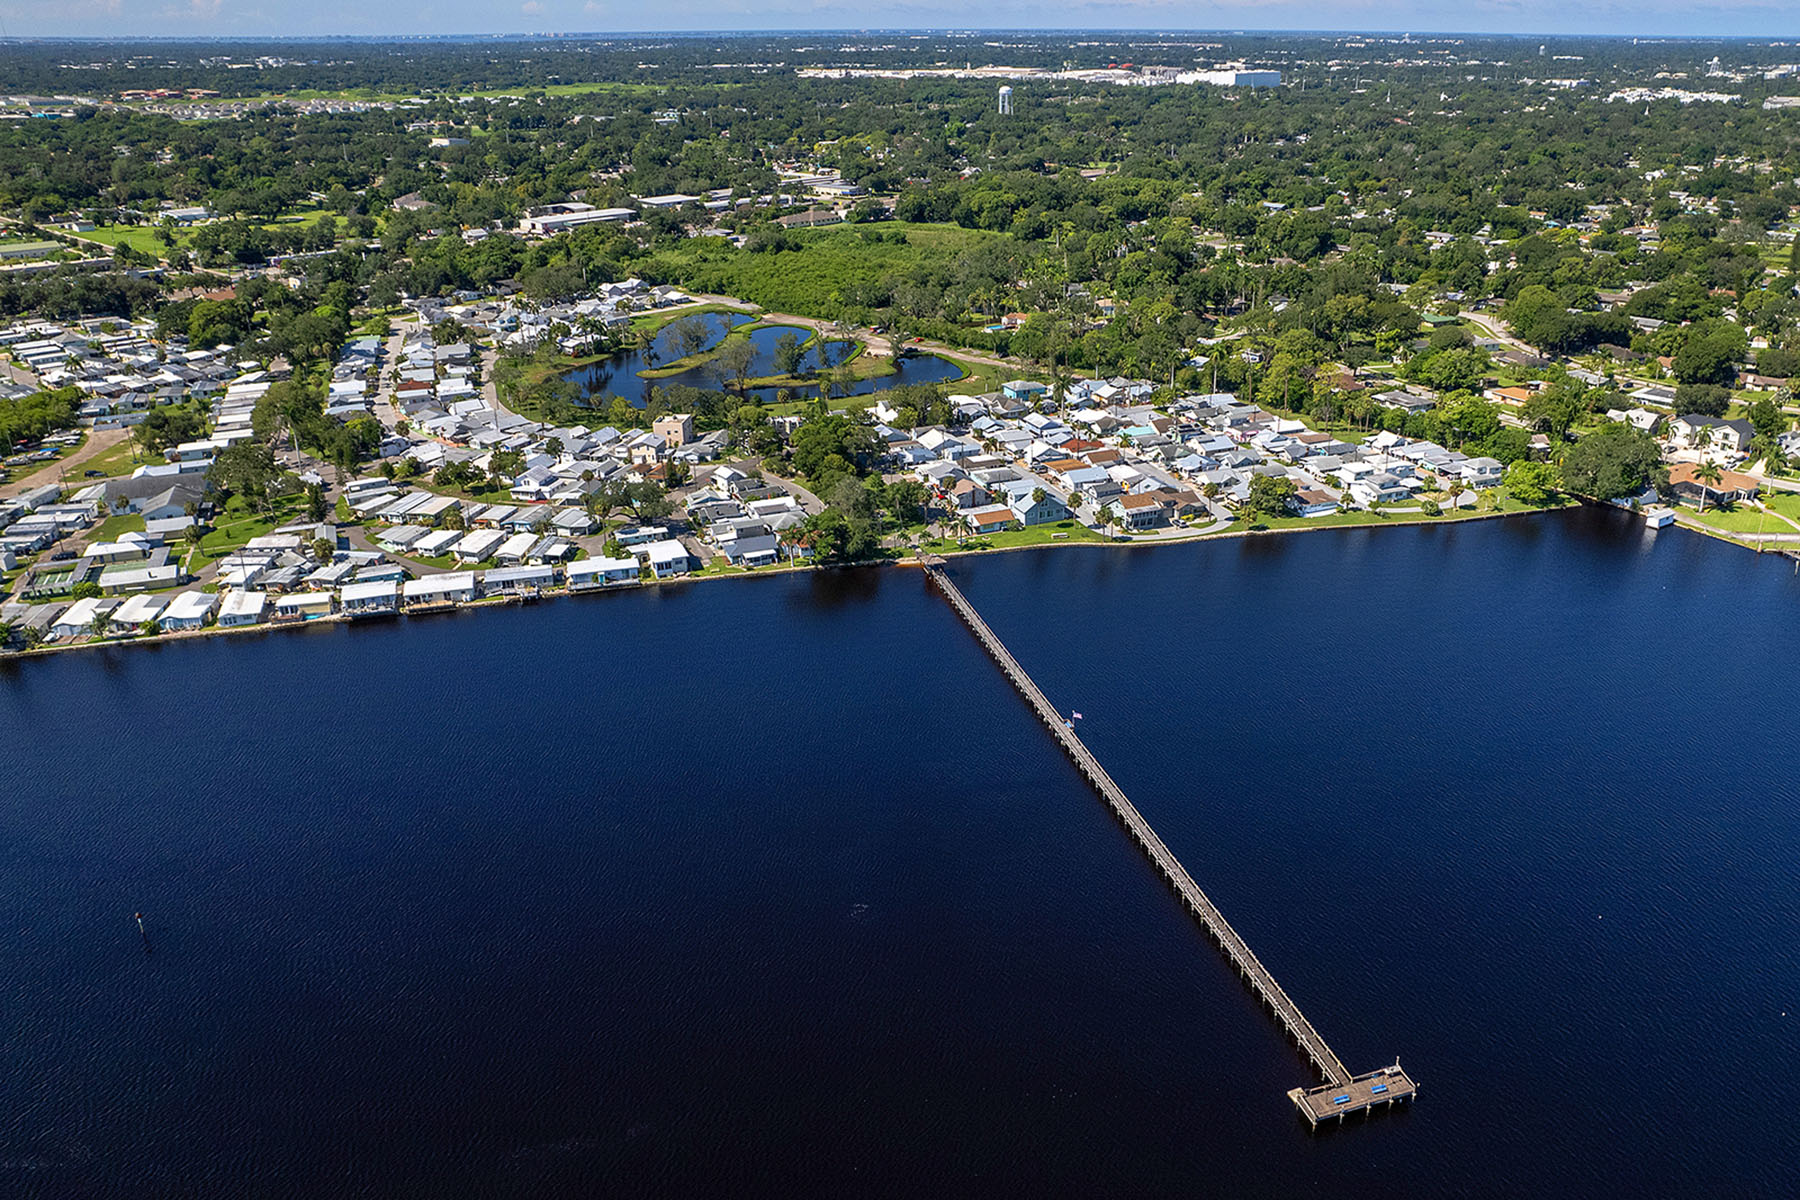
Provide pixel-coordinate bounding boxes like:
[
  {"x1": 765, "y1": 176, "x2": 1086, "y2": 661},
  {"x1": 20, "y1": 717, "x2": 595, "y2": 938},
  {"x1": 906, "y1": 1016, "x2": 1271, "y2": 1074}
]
[{"x1": 5, "y1": 1, "x2": 1796, "y2": 41}]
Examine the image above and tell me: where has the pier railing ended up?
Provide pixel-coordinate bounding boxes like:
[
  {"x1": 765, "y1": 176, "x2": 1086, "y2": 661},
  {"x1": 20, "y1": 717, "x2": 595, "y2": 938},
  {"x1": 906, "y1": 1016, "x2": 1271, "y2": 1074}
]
[{"x1": 924, "y1": 562, "x2": 1415, "y2": 1121}]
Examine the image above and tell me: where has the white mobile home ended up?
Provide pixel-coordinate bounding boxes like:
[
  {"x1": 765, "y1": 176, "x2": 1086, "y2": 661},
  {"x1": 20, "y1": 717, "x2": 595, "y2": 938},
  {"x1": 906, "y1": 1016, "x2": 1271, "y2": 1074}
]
[
  {"x1": 567, "y1": 556, "x2": 641, "y2": 589},
  {"x1": 159, "y1": 591, "x2": 218, "y2": 631},
  {"x1": 338, "y1": 579, "x2": 400, "y2": 617},
  {"x1": 52, "y1": 597, "x2": 117, "y2": 638},
  {"x1": 494, "y1": 531, "x2": 539, "y2": 565},
  {"x1": 272, "y1": 591, "x2": 335, "y2": 622},
  {"x1": 644, "y1": 539, "x2": 696, "y2": 579},
  {"x1": 412, "y1": 529, "x2": 461, "y2": 558},
  {"x1": 109, "y1": 593, "x2": 167, "y2": 632},
  {"x1": 451, "y1": 529, "x2": 507, "y2": 564},
  {"x1": 217, "y1": 590, "x2": 268, "y2": 627},
  {"x1": 402, "y1": 572, "x2": 478, "y2": 609},
  {"x1": 481, "y1": 564, "x2": 555, "y2": 595}
]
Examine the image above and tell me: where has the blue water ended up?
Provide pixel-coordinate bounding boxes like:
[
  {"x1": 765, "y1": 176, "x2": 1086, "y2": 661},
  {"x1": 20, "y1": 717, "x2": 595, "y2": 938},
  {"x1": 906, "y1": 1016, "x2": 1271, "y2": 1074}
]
[
  {"x1": 735, "y1": 348, "x2": 966, "y2": 404},
  {"x1": 3, "y1": 506, "x2": 1796, "y2": 1197},
  {"x1": 564, "y1": 315, "x2": 964, "y2": 407},
  {"x1": 561, "y1": 310, "x2": 753, "y2": 406}
]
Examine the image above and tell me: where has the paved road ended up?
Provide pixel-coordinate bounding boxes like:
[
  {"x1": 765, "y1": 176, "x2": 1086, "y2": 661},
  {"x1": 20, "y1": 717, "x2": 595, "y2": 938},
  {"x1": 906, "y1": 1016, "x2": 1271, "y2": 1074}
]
[
  {"x1": 1459, "y1": 309, "x2": 1538, "y2": 355},
  {"x1": 755, "y1": 462, "x2": 824, "y2": 514},
  {"x1": 1, "y1": 429, "x2": 130, "y2": 500}
]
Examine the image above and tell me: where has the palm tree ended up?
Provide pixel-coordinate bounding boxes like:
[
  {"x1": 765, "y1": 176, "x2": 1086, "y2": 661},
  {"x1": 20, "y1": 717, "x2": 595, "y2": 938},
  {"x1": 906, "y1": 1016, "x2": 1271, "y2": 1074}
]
[
  {"x1": 779, "y1": 522, "x2": 813, "y2": 567},
  {"x1": 1694, "y1": 462, "x2": 1724, "y2": 513}
]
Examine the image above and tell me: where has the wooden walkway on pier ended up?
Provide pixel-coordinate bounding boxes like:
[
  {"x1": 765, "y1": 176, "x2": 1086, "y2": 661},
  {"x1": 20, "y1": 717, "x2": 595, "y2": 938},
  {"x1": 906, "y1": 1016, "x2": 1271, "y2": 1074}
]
[{"x1": 922, "y1": 561, "x2": 1416, "y2": 1126}]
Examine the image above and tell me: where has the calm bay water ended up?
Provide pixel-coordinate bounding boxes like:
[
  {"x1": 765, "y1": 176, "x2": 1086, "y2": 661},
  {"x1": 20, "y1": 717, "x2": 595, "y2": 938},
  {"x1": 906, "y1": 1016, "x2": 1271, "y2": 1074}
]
[{"x1": 3, "y1": 506, "x2": 1797, "y2": 1197}]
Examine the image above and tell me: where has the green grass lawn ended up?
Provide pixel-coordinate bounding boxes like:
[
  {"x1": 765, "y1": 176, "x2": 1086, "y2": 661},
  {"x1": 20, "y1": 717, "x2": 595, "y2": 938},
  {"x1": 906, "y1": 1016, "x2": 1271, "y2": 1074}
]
[
  {"x1": 1225, "y1": 488, "x2": 1569, "y2": 533},
  {"x1": 261, "y1": 207, "x2": 337, "y2": 229},
  {"x1": 79, "y1": 225, "x2": 180, "y2": 258},
  {"x1": 83, "y1": 438, "x2": 156, "y2": 479},
  {"x1": 937, "y1": 358, "x2": 1012, "y2": 395},
  {"x1": 924, "y1": 520, "x2": 1104, "y2": 552},
  {"x1": 281, "y1": 80, "x2": 691, "y2": 104},
  {"x1": 1760, "y1": 491, "x2": 1800, "y2": 523},
  {"x1": 1681, "y1": 500, "x2": 1800, "y2": 535},
  {"x1": 193, "y1": 494, "x2": 304, "y2": 566},
  {"x1": 642, "y1": 222, "x2": 1014, "y2": 318},
  {"x1": 87, "y1": 512, "x2": 147, "y2": 543},
  {"x1": 626, "y1": 302, "x2": 754, "y2": 335}
]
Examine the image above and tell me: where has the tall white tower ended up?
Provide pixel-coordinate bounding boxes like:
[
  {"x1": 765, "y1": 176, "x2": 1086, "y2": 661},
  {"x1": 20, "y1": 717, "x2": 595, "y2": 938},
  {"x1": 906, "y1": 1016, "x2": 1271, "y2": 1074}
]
[{"x1": 998, "y1": 86, "x2": 1013, "y2": 115}]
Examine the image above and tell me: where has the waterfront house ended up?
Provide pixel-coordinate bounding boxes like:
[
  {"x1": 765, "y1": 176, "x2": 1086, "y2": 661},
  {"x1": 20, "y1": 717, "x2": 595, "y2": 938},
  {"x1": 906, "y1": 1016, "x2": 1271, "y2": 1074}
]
[
  {"x1": 644, "y1": 539, "x2": 696, "y2": 579},
  {"x1": 159, "y1": 591, "x2": 217, "y2": 631},
  {"x1": 109, "y1": 593, "x2": 167, "y2": 633},
  {"x1": 217, "y1": 590, "x2": 268, "y2": 627},
  {"x1": 338, "y1": 579, "x2": 399, "y2": 617},
  {"x1": 481, "y1": 564, "x2": 556, "y2": 596},
  {"x1": 402, "y1": 572, "x2": 478, "y2": 608},
  {"x1": 1007, "y1": 489, "x2": 1072, "y2": 527},
  {"x1": 1293, "y1": 489, "x2": 1338, "y2": 517},
  {"x1": 567, "y1": 556, "x2": 641, "y2": 589},
  {"x1": 1118, "y1": 493, "x2": 1169, "y2": 529},
  {"x1": 964, "y1": 505, "x2": 1017, "y2": 535},
  {"x1": 1349, "y1": 475, "x2": 1415, "y2": 507},
  {"x1": 1669, "y1": 462, "x2": 1759, "y2": 507},
  {"x1": 1457, "y1": 457, "x2": 1506, "y2": 489},
  {"x1": 272, "y1": 591, "x2": 335, "y2": 623},
  {"x1": 721, "y1": 534, "x2": 782, "y2": 567},
  {"x1": 53, "y1": 597, "x2": 117, "y2": 638}
]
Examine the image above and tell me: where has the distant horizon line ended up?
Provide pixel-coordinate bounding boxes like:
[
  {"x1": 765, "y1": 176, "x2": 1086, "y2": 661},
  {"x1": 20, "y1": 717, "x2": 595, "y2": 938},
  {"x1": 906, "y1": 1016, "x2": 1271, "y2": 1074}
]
[{"x1": 4, "y1": 29, "x2": 1798, "y2": 44}]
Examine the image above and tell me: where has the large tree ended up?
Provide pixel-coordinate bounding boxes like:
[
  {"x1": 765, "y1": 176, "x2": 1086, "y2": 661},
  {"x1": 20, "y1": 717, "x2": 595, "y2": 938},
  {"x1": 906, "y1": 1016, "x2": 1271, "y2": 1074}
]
[{"x1": 1558, "y1": 425, "x2": 1667, "y2": 500}]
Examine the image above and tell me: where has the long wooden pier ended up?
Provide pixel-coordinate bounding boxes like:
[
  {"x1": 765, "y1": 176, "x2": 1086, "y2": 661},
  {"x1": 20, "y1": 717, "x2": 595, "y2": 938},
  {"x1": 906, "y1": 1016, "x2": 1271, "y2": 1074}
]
[{"x1": 923, "y1": 561, "x2": 1416, "y2": 1126}]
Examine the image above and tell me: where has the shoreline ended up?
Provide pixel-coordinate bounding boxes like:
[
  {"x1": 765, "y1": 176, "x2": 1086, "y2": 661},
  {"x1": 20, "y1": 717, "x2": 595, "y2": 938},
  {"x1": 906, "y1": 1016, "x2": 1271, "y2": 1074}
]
[
  {"x1": 29, "y1": 497, "x2": 1781, "y2": 666},
  {"x1": 4, "y1": 502, "x2": 1576, "y2": 664}
]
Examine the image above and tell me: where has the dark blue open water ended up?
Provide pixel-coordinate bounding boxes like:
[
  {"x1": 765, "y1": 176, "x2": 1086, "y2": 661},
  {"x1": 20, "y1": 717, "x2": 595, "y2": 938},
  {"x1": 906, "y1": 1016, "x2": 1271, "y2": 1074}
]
[{"x1": 3, "y1": 506, "x2": 1797, "y2": 1198}]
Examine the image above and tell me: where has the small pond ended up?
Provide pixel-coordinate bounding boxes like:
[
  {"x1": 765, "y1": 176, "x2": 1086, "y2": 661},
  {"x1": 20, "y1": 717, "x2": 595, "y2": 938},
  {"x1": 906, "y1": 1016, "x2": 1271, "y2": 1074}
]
[{"x1": 563, "y1": 315, "x2": 964, "y2": 407}]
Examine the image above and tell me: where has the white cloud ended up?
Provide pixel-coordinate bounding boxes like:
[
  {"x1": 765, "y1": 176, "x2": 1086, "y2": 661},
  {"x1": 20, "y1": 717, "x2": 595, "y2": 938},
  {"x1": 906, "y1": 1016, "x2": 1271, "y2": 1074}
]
[{"x1": 520, "y1": 0, "x2": 542, "y2": 11}]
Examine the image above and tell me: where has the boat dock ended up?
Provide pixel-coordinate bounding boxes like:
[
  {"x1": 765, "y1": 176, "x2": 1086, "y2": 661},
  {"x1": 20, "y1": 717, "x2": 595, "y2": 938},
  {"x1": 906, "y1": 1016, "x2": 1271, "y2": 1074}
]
[{"x1": 923, "y1": 560, "x2": 1415, "y2": 1127}]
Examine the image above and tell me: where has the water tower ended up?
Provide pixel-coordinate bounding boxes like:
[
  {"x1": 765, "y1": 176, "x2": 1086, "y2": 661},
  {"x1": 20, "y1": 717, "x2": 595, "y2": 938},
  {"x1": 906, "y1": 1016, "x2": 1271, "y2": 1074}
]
[{"x1": 998, "y1": 86, "x2": 1013, "y2": 115}]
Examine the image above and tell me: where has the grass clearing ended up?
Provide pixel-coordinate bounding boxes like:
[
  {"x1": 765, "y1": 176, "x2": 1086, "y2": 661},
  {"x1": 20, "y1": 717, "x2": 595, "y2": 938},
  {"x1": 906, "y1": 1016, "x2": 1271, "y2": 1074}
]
[
  {"x1": 83, "y1": 438, "x2": 155, "y2": 479},
  {"x1": 923, "y1": 519, "x2": 1105, "y2": 552},
  {"x1": 193, "y1": 494, "x2": 304, "y2": 567},
  {"x1": 78, "y1": 225, "x2": 181, "y2": 257},
  {"x1": 87, "y1": 512, "x2": 147, "y2": 542},
  {"x1": 641, "y1": 222, "x2": 1014, "y2": 317},
  {"x1": 1681, "y1": 500, "x2": 1800, "y2": 535}
]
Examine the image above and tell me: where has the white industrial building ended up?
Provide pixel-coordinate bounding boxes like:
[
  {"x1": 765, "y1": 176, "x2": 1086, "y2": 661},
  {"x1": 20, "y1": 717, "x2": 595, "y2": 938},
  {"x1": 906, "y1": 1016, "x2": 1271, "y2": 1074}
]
[{"x1": 519, "y1": 204, "x2": 637, "y2": 235}]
